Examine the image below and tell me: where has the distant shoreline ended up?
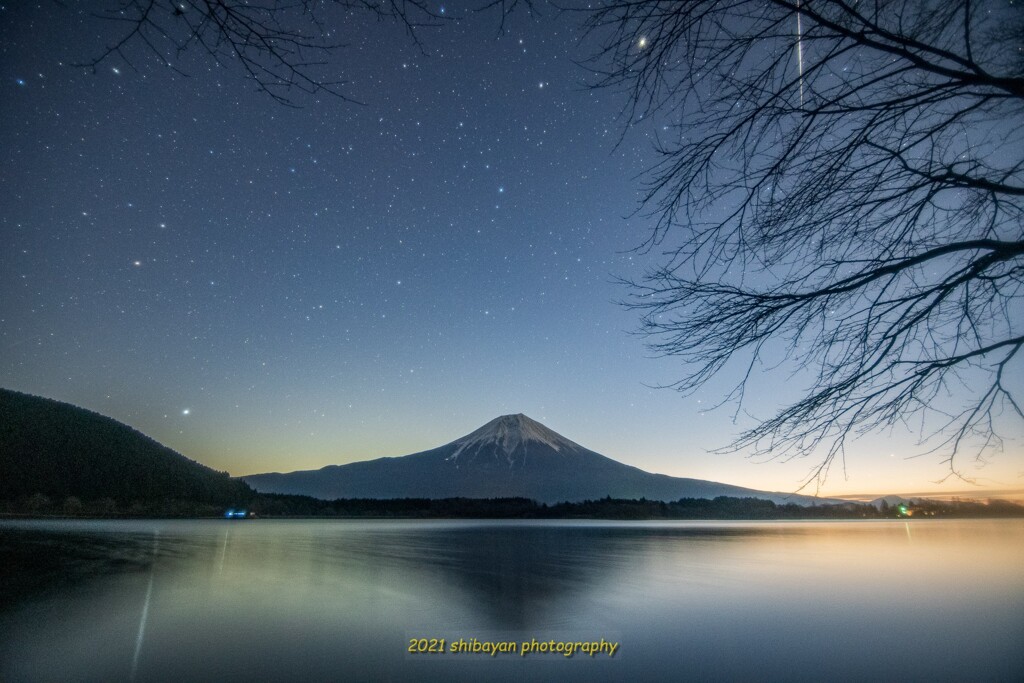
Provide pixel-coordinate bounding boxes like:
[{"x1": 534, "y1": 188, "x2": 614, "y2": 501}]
[{"x1": 3, "y1": 494, "x2": 1023, "y2": 521}]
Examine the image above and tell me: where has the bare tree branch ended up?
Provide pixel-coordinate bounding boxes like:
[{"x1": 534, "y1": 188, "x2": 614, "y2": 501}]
[
  {"x1": 589, "y1": 0, "x2": 1024, "y2": 487},
  {"x1": 72, "y1": 0, "x2": 445, "y2": 105}
]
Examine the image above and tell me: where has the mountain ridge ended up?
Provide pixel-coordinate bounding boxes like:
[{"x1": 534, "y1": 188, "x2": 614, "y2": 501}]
[
  {"x1": 243, "y1": 413, "x2": 830, "y2": 505},
  {"x1": 0, "y1": 388, "x2": 252, "y2": 507}
]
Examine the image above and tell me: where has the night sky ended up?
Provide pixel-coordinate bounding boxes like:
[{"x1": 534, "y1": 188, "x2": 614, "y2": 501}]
[{"x1": 2, "y1": 2, "x2": 1019, "y2": 497}]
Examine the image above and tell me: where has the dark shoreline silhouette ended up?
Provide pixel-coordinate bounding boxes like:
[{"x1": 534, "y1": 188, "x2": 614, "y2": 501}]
[{"x1": 4, "y1": 493, "x2": 1022, "y2": 520}]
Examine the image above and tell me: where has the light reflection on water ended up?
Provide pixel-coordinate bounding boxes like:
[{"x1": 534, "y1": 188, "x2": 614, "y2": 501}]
[{"x1": 1, "y1": 519, "x2": 1022, "y2": 682}]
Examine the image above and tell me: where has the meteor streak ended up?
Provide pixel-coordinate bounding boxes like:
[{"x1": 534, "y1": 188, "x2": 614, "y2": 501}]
[{"x1": 796, "y1": 0, "x2": 805, "y2": 105}]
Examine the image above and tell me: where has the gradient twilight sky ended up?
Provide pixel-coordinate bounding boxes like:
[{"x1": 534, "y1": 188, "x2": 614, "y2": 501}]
[{"x1": 2, "y1": 2, "x2": 1021, "y2": 498}]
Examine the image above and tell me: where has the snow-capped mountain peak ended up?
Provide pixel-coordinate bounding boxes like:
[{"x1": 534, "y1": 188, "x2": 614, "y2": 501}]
[{"x1": 448, "y1": 413, "x2": 581, "y2": 461}]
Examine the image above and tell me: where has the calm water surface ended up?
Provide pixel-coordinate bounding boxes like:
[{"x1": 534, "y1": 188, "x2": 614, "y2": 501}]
[{"x1": 1, "y1": 519, "x2": 1021, "y2": 682}]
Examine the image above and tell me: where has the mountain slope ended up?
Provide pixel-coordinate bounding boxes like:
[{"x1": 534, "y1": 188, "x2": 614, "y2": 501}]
[
  {"x1": 243, "y1": 414, "x2": 824, "y2": 505},
  {"x1": 0, "y1": 388, "x2": 252, "y2": 505}
]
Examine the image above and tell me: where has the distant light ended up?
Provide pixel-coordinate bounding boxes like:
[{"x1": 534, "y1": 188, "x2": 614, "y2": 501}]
[
  {"x1": 638, "y1": 37, "x2": 649, "y2": 49},
  {"x1": 182, "y1": 408, "x2": 190, "y2": 415},
  {"x1": 16, "y1": 78, "x2": 26, "y2": 86}
]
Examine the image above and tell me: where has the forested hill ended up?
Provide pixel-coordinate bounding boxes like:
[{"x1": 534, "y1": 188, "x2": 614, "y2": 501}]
[{"x1": 0, "y1": 388, "x2": 252, "y2": 510}]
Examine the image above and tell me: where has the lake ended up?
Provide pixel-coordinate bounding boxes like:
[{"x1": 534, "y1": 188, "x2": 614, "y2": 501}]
[{"x1": 1, "y1": 519, "x2": 1021, "y2": 682}]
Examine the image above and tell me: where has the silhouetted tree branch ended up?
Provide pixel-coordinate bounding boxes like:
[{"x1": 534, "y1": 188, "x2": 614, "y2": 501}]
[
  {"x1": 587, "y1": 0, "x2": 1024, "y2": 486},
  {"x1": 74, "y1": 0, "x2": 444, "y2": 105}
]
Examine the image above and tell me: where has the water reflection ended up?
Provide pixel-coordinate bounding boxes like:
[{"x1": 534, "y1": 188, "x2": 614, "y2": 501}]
[
  {"x1": 130, "y1": 531, "x2": 158, "y2": 682},
  {"x1": 1, "y1": 520, "x2": 1022, "y2": 682}
]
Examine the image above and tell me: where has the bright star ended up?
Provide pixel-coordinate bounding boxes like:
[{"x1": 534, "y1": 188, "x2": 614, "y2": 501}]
[
  {"x1": 638, "y1": 37, "x2": 648, "y2": 49},
  {"x1": 182, "y1": 408, "x2": 190, "y2": 415}
]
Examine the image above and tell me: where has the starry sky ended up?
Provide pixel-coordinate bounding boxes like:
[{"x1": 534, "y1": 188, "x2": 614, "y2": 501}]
[{"x1": 2, "y1": 2, "x2": 1021, "y2": 498}]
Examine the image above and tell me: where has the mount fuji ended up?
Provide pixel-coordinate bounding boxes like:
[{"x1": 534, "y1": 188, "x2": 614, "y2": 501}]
[{"x1": 242, "y1": 414, "x2": 825, "y2": 505}]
